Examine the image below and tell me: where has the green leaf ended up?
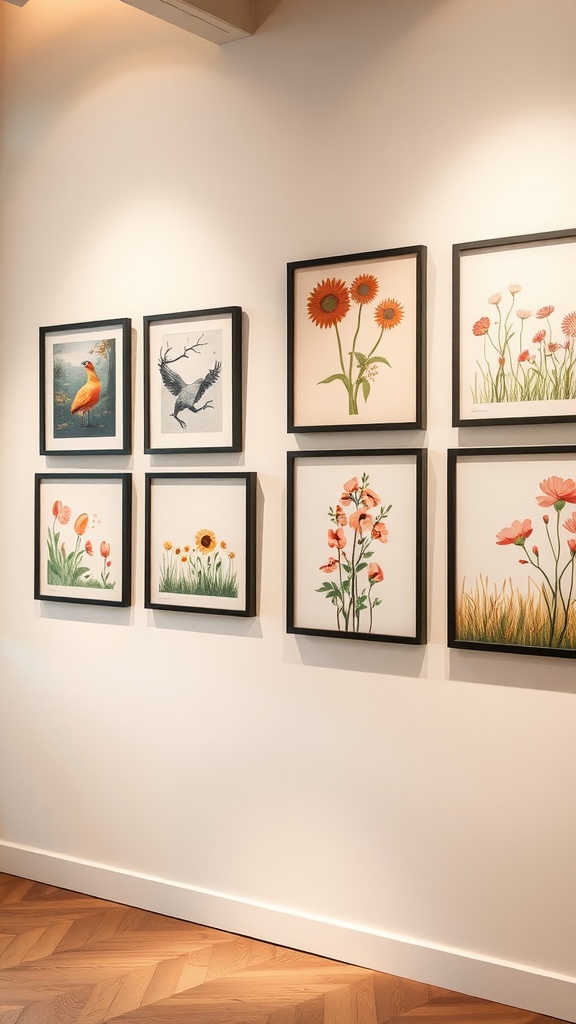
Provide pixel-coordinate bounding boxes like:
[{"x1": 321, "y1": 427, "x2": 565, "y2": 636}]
[
  {"x1": 317, "y1": 373, "x2": 351, "y2": 389},
  {"x1": 361, "y1": 379, "x2": 370, "y2": 402},
  {"x1": 367, "y1": 356, "x2": 392, "y2": 368},
  {"x1": 353, "y1": 352, "x2": 367, "y2": 367},
  {"x1": 356, "y1": 561, "x2": 368, "y2": 573}
]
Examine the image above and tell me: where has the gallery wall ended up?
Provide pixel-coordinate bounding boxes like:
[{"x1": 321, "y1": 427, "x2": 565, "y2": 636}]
[{"x1": 1, "y1": 0, "x2": 575, "y2": 1019}]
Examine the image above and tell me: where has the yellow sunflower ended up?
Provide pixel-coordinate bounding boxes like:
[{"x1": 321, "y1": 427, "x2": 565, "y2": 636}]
[
  {"x1": 375, "y1": 298, "x2": 404, "y2": 330},
  {"x1": 350, "y1": 273, "x2": 379, "y2": 305},
  {"x1": 195, "y1": 529, "x2": 217, "y2": 554},
  {"x1": 307, "y1": 278, "x2": 350, "y2": 328}
]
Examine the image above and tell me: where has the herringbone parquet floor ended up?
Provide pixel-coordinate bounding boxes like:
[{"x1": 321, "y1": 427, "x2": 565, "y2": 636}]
[{"x1": 0, "y1": 872, "x2": 569, "y2": 1024}]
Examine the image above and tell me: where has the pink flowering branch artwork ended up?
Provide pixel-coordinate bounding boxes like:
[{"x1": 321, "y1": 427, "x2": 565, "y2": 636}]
[
  {"x1": 470, "y1": 286, "x2": 576, "y2": 405},
  {"x1": 458, "y1": 475, "x2": 576, "y2": 649},
  {"x1": 316, "y1": 472, "x2": 391, "y2": 633}
]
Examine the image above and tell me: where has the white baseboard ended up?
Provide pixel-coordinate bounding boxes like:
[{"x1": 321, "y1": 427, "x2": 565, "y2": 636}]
[{"x1": 1, "y1": 840, "x2": 574, "y2": 1023}]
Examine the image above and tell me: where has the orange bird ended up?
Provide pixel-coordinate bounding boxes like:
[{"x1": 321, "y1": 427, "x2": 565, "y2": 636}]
[{"x1": 70, "y1": 360, "x2": 102, "y2": 425}]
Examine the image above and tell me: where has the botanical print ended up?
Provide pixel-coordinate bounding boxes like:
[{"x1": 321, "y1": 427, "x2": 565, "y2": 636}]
[
  {"x1": 158, "y1": 328, "x2": 222, "y2": 434},
  {"x1": 159, "y1": 529, "x2": 237, "y2": 598},
  {"x1": 469, "y1": 286, "x2": 576, "y2": 405},
  {"x1": 292, "y1": 254, "x2": 418, "y2": 428},
  {"x1": 46, "y1": 499, "x2": 116, "y2": 592},
  {"x1": 316, "y1": 472, "x2": 391, "y2": 633},
  {"x1": 455, "y1": 459, "x2": 576, "y2": 652},
  {"x1": 52, "y1": 337, "x2": 116, "y2": 438},
  {"x1": 306, "y1": 274, "x2": 404, "y2": 415}
]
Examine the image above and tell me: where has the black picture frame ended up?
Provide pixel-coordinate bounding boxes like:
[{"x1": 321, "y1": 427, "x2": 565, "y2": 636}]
[
  {"x1": 448, "y1": 445, "x2": 576, "y2": 658},
  {"x1": 145, "y1": 471, "x2": 257, "y2": 616},
  {"x1": 40, "y1": 318, "x2": 132, "y2": 456},
  {"x1": 34, "y1": 473, "x2": 132, "y2": 607},
  {"x1": 144, "y1": 306, "x2": 242, "y2": 454},
  {"x1": 287, "y1": 449, "x2": 427, "y2": 643},
  {"x1": 453, "y1": 228, "x2": 576, "y2": 426},
  {"x1": 287, "y1": 246, "x2": 427, "y2": 432}
]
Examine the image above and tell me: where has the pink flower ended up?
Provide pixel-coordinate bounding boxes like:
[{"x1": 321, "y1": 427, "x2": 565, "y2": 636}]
[
  {"x1": 319, "y1": 557, "x2": 338, "y2": 573},
  {"x1": 548, "y1": 342, "x2": 560, "y2": 353},
  {"x1": 487, "y1": 292, "x2": 502, "y2": 305},
  {"x1": 561, "y1": 311, "x2": 576, "y2": 338},
  {"x1": 536, "y1": 305, "x2": 555, "y2": 318},
  {"x1": 517, "y1": 349, "x2": 530, "y2": 362},
  {"x1": 532, "y1": 545, "x2": 539, "y2": 555},
  {"x1": 495, "y1": 519, "x2": 533, "y2": 546},
  {"x1": 568, "y1": 539, "x2": 576, "y2": 554},
  {"x1": 371, "y1": 522, "x2": 389, "y2": 543},
  {"x1": 327, "y1": 528, "x2": 346, "y2": 549},
  {"x1": 536, "y1": 477, "x2": 576, "y2": 507},
  {"x1": 339, "y1": 477, "x2": 359, "y2": 505},
  {"x1": 335, "y1": 505, "x2": 347, "y2": 526},
  {"x1": 84, "y1": 540, "x2": 93, "y2": 556},
  {"x1": 361, "y1": 487, "x2": 380, "y2": 508},
  {"x1": 532, "y1": 329, "x2": 546, "y2": 344},
  {"x1": 52, "y1": 500, "x2": 71, "y2": 525},
  {"x1": 367, "y1": 562, "x2": 384, "y2": 583},
  {"x1": 516, "y1": 309, "x2": 532, "y2": 320},
  {"x1": 508, "y1": 283, "x2": 522, "y2": 294},
  {"x1": 349, "y1": 509, "x2": 373, "y2": 534},
  {"x1": 100, "y1": 541, "x2": 111, "y2": 558},
  {"x1": 563, "y1": 512, "x2": 576, "y2": 534},
  {"x1": 472, "y1": 316, "x2": 490, "y2": 336}
]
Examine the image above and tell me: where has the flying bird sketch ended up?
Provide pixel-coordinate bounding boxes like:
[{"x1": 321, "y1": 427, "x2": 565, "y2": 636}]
[
  {"x1": 158, "y1": 338, "x2": 221, "y2": 429},
  {"x1": 70, "y1": 360, "x2": 102, "y2": 425}
]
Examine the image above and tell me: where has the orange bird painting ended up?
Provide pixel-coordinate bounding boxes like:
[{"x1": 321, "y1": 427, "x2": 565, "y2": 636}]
[{"x1": 70, "y1": 360, "x2": 102, "y2": 425}]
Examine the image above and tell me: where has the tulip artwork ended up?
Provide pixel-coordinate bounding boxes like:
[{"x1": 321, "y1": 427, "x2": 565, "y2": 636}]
[
  {"x1": 316, "y1": 472, "x2": 391, "y2": 633},
  {"x1": 45, "y1": 501, "x2": 115, "y2": 590}
]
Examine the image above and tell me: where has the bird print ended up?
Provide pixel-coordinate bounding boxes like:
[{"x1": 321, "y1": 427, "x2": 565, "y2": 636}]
[
  {"x1": 158, "y1": 341, "x2": 221, "y2": 429},
  {"x1": 70, "y1": 360, "x2": 102, "y2": 425}
]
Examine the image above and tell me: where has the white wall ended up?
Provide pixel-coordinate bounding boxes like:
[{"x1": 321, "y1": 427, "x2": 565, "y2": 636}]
[{"x1": 1, "y1": 0, "x2": 575, "y2": 1018}]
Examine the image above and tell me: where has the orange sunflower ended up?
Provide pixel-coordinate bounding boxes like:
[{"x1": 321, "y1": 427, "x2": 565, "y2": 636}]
[
  {"x1": 195, "y1": 528, "x2": 217, "y2": 554},
  {"x1": 307, "y1": 278, "x2": 350, "y2": 328},
  {"x1": 350, "y1": 273, "x2": 379, "y2": 305},
  {"x1": 375, "y1": 298, "x2": 404, "y2": 330}
]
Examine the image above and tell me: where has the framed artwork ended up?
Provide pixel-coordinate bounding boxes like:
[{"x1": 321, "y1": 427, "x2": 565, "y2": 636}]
[
  {"x1": 453, "y1": 228, "x2": 576, "y2": 426},
  {"x1": 287, "y1": 246, "x2": 427, "y2": 432},
  {"x1": 145, "y1": 472, "x2": 257, "y2": 616},
  {"x1": 287, "y1": 449, "x2": 427, "y2": 643},
  {"x1": 144, "y1": 307, "x2": 242, "y2": 454},
  {"x1": 34, "y1": 473, "x2": 132, "y2": 607},
  {"x1": 40, "y1": 318, "x2": 132, "y2": 455},
  {"x1": 448, "y1": 446, "x2": 576, "y2": 658}
]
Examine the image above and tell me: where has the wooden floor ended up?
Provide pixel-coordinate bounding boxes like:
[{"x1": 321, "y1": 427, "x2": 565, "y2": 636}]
[{"x1": 0, "y1": 873, "x2": 569, "y2": 1024}]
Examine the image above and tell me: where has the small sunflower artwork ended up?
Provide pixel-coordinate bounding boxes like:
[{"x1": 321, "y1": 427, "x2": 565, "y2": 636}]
[
  {"x1": 288, "y1": 247, "x2": 426, "y2": 431},
  {"x1": 145, "y1": 472, "x2": 257, "y2": 617}
]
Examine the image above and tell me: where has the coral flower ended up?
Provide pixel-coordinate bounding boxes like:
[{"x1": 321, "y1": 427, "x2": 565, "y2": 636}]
[
  {"x1": 563, "y1": 512, "x2": 576, "y2": 534},
  {"x1": 339, "y1": 477, "x2": 359, "y2": 505},
  {"x1": 561, "y1": 311, "x2": 576, "y2": 338},
  {"x1": 349, "y1": 509, "x2": 373, "y2": 533},
  {"x1": 532, "y1": 329, "x2": 546, "y2": 344},
  {"x1": 518, "y1": 349, "x2": 530, "y2": 362},
  {"x1": 74, "y1": 513, "x2": 89, "y2": 536},
  {"x1": 488, "y1": 292, "x2": 502, "y2": 305},
  {"x1": 307, "y1": 278, "x2": 350, "y2": 328},
  {"x1": 327, "y1": 527, "x2": 346, "y2": 549},
  {"x1": 495, "y1": 519, "x2": 533, "y2": 545},
  {"x1": 361, "y1": 487, "x2": 380, "y2": 507},
  {"x1": 100, "y1": 541, "x2": 110, "y2": 558},
  {"x1": 472, "y1": 316, "x2": 490, "y2": 336},
  {"x1": 350, "y1": 273, "x2": 379, "y2": 305},
  {"x1": 195, "y1": 529, "x2": 217, "y2": 554},
  {"x1": 536, "y1": 305, "x2": 555, "y2": 318},
  {"x1": 335, "y1": 505, "x2": 347, "y2": 526},
  {"x1": 516, "y1": 309, "x2": 531, "y2": 320},
  {"x1": 367, "y1": 562, "x2": 384, "y2": 583},
  {"x1": 84, "y1": 540, "x2": 93, "y2": 556},
  {"x1": 319, "y1": 557, "x2": 339, "y2": 573},
  {"x1": 548, "y1": 342, "x2": 560, "y2": 353},
  {"x1": 568, "y1": 539, "x2": 576, "y2": 553},
  {"x1": 371, "y1": 521, "x2": 389, "y2": 543},
  {"x1": 536, "y1": 477, "x2": 576, "y2": 507},
  {"x1": 508, "y1": 283, "x2": 522, "y2": 294},
  {"x1": 375, "y1": 298, "x2": 404, "y2": 330},
  {"x1": 52, "y1": 500, "x2": 72, "y2": 525}
]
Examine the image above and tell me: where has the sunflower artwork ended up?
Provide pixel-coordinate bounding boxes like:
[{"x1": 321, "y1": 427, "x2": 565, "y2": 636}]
[
  {"x1": 159, "y1": 529, "x2": 238, "y2": 599},
  {"x1": 307, "y1": 274, "x2": 404, "y2": 416}
]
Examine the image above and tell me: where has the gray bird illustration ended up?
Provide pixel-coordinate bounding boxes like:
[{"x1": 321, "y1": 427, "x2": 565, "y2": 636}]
[{"x1": 158, "y1": 341, "x2": 221, "y2": 429}]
